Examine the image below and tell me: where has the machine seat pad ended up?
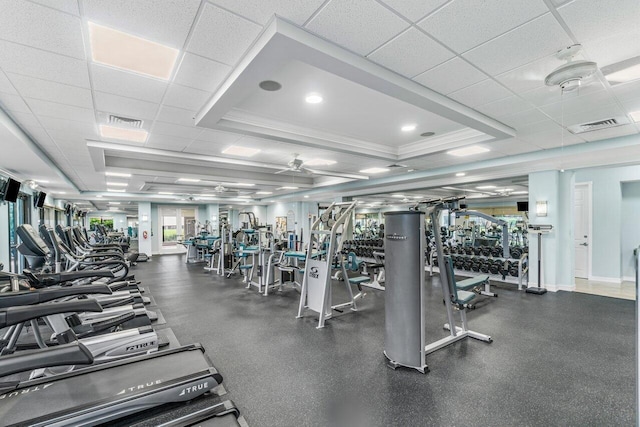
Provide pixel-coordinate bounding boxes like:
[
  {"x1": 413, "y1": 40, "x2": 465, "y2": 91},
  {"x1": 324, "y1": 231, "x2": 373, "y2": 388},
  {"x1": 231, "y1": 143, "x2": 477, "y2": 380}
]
[
  {"x1": 456, "y1": 275, "x2": 489, "y2": 290},
  {"x1": 455, "y1": 290, "x2": 476, "y2": 304},
  {"x1": 349, "y1": 276, "x2": 370, "y2": 284},
  {"x1": 239, "y1": 265, "x2": 253, "y2": 270}
]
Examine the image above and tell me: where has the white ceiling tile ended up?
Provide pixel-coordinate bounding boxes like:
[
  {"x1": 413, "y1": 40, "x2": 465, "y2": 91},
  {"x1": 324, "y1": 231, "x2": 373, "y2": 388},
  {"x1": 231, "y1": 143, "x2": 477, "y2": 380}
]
[
  {"x1": 368, "y1": 28, "x2": 454, "y2": 78},
  {"x1": 560, "y1": 103, "x2": 626, "y2": 128},
  {"x1": 210, "y1": 0, "x2": 326, "y2": 25},
  {"x1": 0, "y1": 0, "x2": 85, "y2": 59},
  {"x1": 82, "y1": 0, "x2": 201, "y2": 48},
  {"x1": 520, "y1": 78, "x2": 604, "y2": 107},
  {"x1": 0, "y1": 40, "x2": 90, "y2": 88},
  {"x1": 91, "y1": 64, "x2": 168, "y2": 103},
  {"x1": 500, "y1": 108, "x2": 551, "y2": 128},
  {"x1": 8, "y1": 73, "x2": 93, "y2": 109},
  {"x1": 156, "y1": 105, "x2": 197, "y2": 127},
  {"x1": 579, "y1": 124, "x2": 638, "y2": 142},
  {"x1": 0, "y1": 71, "x2": 18, "y2": 95},
  {"x1": 520, "y1": 128, "x2": 583, "y2": 149},
  {"x1": 475, "y1": 96, "x2": 533, "y2": 118},
  {"x1": 8, "y1": 111, "x2": 42, "y2": 131},
  {"x1": 495, "y1": 53, "x2": 565, "y2": 94},
  {"x1": 163, "y1": 84, "x2": 212, "y2": 111},
  {"x1": 448, "y1": 79, "x2": 512, "y2": 107},
  {"x1": 194, "y1": 129, "x2": 244, "y2": 145},
  {"x1": 27, "y1": 98, "x2": 95, "y2": 123},
  {"x1": 381, "y1": 0, "x2": 448, "y2": 22},
  {"x1": 94, "y1": 92, "x2": 159, "y2": 120},
  {"x1": 621, "y1": 97, "x2": 640, "y2": 114},
  {"x1": 146, "y1": 133, "x2": 192, "y2": 151},
  {"x1": 152, "y1": 121, "x2": 203, "y2": 140},
  {"x1": 44, "y1": 120, "x2": 98, "y2": 141},
  {"x1": 0, "y1": 93, "x2": 31, "y2": 113},
  {"x1": 538, "y1": 90, "x2": 618, "y2": 121},
  {"x1": 413, "y1": 57, "x2": 487, "y2": 94},
  {"x1": 463, "y1": 14, "x2": 573, "y2": 76},
  {"x1": 419, "y1": 0, "x2": 548, "y2": 53},
  {"x1": 26, "y1": 126, "x2": 55, "y2": 145},
  {"x1": 187, "y1": 3, "x2": 262, "y2": 65},
  {"x1": 613, "y1": 80, "x2": 640, "y2": 102},
  {"x1": 29, "y1": 0, "x2": 79, "y2": 15},
  {"x1": 558, "y1": 0, "x2": 640, "y2": 43},
  {"x1": 580, "y1": 28, "x2": 640, "y2": 69},
  {"x1": 305, "y1": 0, "x2": 409, "y2": 55},
  {"x1": 183, "y1": 140, "x2": 227, "y2": 155},
  {"x1": 174, "y1": 53, "x2": 231, "y2": 93}
]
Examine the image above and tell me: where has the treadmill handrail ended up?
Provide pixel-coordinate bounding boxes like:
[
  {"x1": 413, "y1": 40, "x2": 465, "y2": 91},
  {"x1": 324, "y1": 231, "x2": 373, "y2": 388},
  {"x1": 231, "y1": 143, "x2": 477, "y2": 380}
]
[
  {"x1": 0, "y1": 342, "x2": 93, "y2": 378},
  {"x1": 23, "y1": 269, "x2": 115, "y2": 287},
  {"x1": 0, "y1": 284, "x2": 112, "y2": 309},
  {"x1": 0, "y1": 299, "x2": 103, "y2": 328}
]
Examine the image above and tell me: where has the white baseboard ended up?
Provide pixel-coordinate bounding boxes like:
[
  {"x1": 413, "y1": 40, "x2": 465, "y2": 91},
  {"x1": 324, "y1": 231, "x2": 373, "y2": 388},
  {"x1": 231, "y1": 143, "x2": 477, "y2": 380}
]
[
  {"x1": 588, "y1": 276, "x2": 622, "y2": 284},
  {"x1": 622, "y1": 276, "x2": 635, "y2": 283},
  {"x1": 545, "y1": 283, "x2": 576, "y2": 292}
]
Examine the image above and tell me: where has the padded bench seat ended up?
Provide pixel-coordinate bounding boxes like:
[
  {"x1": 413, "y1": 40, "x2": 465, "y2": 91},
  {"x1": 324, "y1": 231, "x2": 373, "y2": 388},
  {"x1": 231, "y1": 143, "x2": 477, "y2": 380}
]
[
  {"x1": 348, "y1": 276, "x2": 370, "y2": 284},
  {"x1": 239, "y1": 264, "x2": 253, "y2": 270},
  {"x1": 456, "y1": 290, "x2": 476, "y2": 304},
  {"x1": 456, "y1": 275, "x2": 489, "y2": 290}
]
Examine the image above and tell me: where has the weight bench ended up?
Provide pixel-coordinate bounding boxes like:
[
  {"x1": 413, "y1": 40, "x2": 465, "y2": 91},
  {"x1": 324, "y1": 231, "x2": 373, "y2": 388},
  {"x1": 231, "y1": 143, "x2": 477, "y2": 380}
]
[
  {"x1": 455, "y1": 274, "x2": 496, "y2": 298},
  {"x1": 345, "y1": 252, "x2": 385, "y2": 291}
]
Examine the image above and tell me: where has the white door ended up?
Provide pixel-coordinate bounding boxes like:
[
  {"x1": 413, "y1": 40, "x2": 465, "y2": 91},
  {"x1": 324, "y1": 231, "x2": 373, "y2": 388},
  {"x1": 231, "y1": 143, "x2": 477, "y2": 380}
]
[{"x1": 574, "y1": 183, "x2": 591, "y2": 279}]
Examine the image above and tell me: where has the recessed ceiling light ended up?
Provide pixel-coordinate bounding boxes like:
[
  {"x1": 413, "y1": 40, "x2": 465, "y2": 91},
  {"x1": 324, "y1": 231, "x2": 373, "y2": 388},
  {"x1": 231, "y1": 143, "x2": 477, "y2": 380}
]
[
  {"x1": 34, "y1": 179, "x2": 50, "y2": 183},
  {"x1": 476, "y1": 185, "x2": 496, "y2": 190},
  {"x1": 304, "y1": 159, "x2": 336, "y2": 166},
  {"x1": 259, "y1": 80, "x2": 282, "y2": 91},
  {"x1": 88, "y1": 22, "x2": 179, "y2": 80},
  {"x1": 237, "y1": 195, "x2": 251, "y2": 198},
  {"x1": 305, "y1": 93, "x2": 323, "y2": 104},
  {"x1": 630, "y1": 111, "x2": 640, "y2": 122},
  {"x1": 232, "y1": 183, "x2": 255, "y2": 187},
  {"x1": 99, "y1": 125, "x2": 148, "y2": 143},
  {"x1": 107, "y1": 188, "x2": 126, "y2": 192},
  {"x1": 222, "y1": 146, "x2": 261, "y2": 157},
  {"x1": 53, "y1": 191, "x2": 66, "y2": 194},
  {"x1": 496, "y1": 188, "x2": 514, "y2": 193},
  {"x1": 359, "y1": 167, "x2": 390, "y2": 174},
  {"x1": 96, "y1": 195, "x2": 103, "y2": 198},
  {"x1": 158, "y1": 192, "x2": 174, "y2": 195},
  {"x1": 277, "y1": 186, "x2": 299, "y2": 190},
  {"x1": 401, "y1": 124, "x2": 416, "y2": 132},
  {"x1": 391, "y1": 194, "x2": 405, "y2": 198},
  {"x1": 105, "y1": 172, "x2": 132, "y2": 178},
  {"x1": 106, "y1": 182, "x2": 128, "y2": 187},
  {"x1": 447, "y1": 146, "x2": 490, "y2": 157},
  {"x1": 512, "y1": 191, "x2": 529, "y2": 195},
  {"x1": 604, "y1": 63, "x2": 640, "y2": 84},
  {"x1": 108, "y1": 202, "x2": 121, "y2": 205},
  {"x1": 256, "y1": 191, "x2": 273, "y2": 195},
  {"x1": 304, "y1": 195, "x2": 309, "y2": 198},
  {"x1": 178, "y1": 178, "x2": 200, "y2": 182},
  {"x1": 456, "y1": 172, "x2": 466, "y2": 177},
  {"x1": 407, "y1": 169, "x2": 415, "y2": 172}
]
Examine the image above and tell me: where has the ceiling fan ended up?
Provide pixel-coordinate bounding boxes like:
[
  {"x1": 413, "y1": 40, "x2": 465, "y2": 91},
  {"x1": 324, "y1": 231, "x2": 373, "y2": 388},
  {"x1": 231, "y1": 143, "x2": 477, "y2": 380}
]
[{"x1": 274, "y1": 154, "x2": 369, "y2": 180}]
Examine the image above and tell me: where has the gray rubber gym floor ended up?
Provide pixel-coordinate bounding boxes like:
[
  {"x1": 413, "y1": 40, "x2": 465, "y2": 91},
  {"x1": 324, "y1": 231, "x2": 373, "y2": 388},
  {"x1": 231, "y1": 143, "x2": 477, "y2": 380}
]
[{"x1": 136, "y1": 254, "x2": 635, "y2": 426}]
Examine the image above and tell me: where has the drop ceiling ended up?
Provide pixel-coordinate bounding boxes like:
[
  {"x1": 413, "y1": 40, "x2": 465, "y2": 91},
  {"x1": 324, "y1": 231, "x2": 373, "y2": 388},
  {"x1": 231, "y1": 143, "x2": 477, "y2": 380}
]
[{"x1": 0, "y1": 0, "x2": 637, "y2": 210}]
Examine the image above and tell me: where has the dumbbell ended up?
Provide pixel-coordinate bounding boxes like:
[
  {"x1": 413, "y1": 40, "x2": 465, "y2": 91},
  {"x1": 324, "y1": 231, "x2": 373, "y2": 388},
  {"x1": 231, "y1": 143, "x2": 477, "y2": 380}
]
[
  {"x1": 488, "y1": 261, "x2": 500, "y2": 275},
  {"x1": 479, "y1": 260, "x2": 490, "y2": 273},
  {"x1": 510, "y1": 247, "x2": 523, "y2": 259},
  {"x1": 481, "y1": 246, "x2": 492, "y2": 256}
]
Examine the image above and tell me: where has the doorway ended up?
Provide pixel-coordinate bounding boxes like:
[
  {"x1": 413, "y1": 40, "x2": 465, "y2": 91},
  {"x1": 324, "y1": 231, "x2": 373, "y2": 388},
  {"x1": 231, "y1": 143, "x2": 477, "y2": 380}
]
[
  {"x1": 573, "y1": 182, "x2": 591, "y2": 280},
  {"x1": 159, "y1": 207, "x2": 197, "y2": 253}
]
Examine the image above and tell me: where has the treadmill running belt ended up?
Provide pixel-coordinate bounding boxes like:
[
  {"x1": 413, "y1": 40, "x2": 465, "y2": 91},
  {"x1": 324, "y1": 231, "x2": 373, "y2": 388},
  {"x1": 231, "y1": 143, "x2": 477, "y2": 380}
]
[{"x1": 0, "y1": 344, "x2": 222, "y2": 427}]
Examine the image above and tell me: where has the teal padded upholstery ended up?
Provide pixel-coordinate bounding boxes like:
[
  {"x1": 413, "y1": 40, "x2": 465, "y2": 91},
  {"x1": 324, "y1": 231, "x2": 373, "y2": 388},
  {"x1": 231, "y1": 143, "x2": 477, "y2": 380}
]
[
  {"x1": 456, "y1": 275, "x2": 489, "y2": 290},
  {"x1": 239, "y1": 265, "x2": 253, "y2": 270},
  {"x1": 444, "y1": 255, "x2": 477, "y2": 306},
  {"x1": 348, "y1": 276, "x2": 370, "y2": 284}
]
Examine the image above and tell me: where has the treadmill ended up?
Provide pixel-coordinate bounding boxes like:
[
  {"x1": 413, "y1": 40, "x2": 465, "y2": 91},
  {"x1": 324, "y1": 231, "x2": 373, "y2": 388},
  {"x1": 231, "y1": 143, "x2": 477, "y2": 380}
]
[{"x1": 0, "y1": 344, "x2": 223, "y2": 426}]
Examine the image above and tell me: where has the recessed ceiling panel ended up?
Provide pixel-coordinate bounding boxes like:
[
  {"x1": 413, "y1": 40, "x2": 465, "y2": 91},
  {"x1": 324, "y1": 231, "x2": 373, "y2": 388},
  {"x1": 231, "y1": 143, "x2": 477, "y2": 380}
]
[{"x1": 234, "y1": 60, "x2": 464, "y2": 146}]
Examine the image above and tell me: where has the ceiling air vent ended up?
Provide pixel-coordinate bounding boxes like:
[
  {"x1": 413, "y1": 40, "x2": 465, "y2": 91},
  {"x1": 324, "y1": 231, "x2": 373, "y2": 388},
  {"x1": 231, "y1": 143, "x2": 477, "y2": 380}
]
[
  {"x1": 567, "y1": 116, "x2": 629, "y2": 134},
  {"x1": 108, "y1": 115, "x2": 143, "y2": 128},
  {"x1": 386, "y1": 163, "x2": 407, "y2": 168}
]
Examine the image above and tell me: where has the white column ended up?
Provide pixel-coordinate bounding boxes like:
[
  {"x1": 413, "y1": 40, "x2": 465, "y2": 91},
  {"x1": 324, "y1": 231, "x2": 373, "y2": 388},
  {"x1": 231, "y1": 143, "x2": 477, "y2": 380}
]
[{"x1": 138, "y1": 202, "x2": 152, "y2": 257}]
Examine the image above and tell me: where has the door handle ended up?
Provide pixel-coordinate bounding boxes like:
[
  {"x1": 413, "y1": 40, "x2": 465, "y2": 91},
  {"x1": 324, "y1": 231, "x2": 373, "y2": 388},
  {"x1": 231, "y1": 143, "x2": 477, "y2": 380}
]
[{"x1": 580, "y1": 243, "x2": 588, "y2": 246}]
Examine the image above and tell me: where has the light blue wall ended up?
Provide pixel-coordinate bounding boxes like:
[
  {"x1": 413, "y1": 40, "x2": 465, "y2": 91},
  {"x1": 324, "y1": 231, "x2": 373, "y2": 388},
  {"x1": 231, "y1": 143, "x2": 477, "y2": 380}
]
[
  {"x1": 621, "y1": 181, "x2": 640, "y2": 279},
  {"x1": 528, "y1": 170, "x2": 574, "y2": 289},
  {"x1": 575, "y1": 164, "x2": 640, "y2": 280},
  {"x1": 138, "y1": 202, "x2": 152, "y2": 256}
]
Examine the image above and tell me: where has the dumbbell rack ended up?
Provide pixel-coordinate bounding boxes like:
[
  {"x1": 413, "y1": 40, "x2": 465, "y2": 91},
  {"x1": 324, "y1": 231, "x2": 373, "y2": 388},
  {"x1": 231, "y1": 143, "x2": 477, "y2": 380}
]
[{"x1": 428, "y1": 249, "x2": 529, "y2": 290}]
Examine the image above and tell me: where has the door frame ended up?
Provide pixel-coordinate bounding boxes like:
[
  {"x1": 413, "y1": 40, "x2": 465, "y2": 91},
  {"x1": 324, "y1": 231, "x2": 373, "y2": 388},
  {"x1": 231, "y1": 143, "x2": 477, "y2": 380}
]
[{"x1": 574, "y1": 181, "x2": 593, "y2": 281}]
